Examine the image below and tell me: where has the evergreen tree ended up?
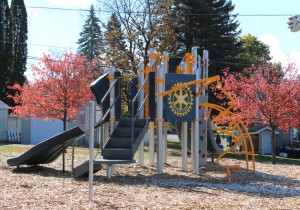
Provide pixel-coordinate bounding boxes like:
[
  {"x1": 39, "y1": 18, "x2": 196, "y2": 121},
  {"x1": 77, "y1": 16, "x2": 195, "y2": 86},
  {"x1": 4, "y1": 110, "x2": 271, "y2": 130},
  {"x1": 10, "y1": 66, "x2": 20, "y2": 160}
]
[
  {"x1": 104, "y1": 13, "x2": 133, "y2": 116},
  {"x1": 9, "y1": 0, "x2": 27, "y2": 107},
  {"x1": 0, "y1": 0, "x2": 13, "y2": 104},
  {"x1": 77, "y1": 5, "x2": 103, "y2": 62},
  {"x1": 163, "y1": 0, "x2": 241, "y2": 76},
  {"x1": 104, "y1": 13, "x2": 129, "y2": 70}
]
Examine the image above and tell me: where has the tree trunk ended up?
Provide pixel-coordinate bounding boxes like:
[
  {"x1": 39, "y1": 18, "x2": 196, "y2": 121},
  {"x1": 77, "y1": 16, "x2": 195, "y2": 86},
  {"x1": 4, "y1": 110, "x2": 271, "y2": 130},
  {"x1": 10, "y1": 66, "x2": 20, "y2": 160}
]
[
  {"x1": 271, "y1": 126, "x2": 277, "y2": 164},
  {"x1": 63, "y1": 110, "x2": 67, "y2": 131},
  {"x1": 63, "y1": 120, "x2": 67, "y2": 132}
]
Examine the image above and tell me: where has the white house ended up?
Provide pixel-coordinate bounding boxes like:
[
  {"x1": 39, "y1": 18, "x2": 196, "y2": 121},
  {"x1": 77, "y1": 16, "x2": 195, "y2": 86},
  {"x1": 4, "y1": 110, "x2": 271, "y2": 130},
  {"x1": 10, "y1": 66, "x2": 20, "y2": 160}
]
[
  {"x1": 7, "y1": 113, "x2": 78, "y2": 145},
  {"x1": 0, "y1": 100, "x2": 8, "y2": 142},
  {"x1": 20, "y1": 118, "x2": 77, "y2": 145}
]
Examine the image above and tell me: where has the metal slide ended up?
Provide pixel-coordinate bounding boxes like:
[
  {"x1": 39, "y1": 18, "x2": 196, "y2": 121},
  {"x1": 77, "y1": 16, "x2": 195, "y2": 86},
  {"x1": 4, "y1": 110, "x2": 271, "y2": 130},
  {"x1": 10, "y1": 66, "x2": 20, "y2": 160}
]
[
  {"x1": 7, "y1": 126, "x2": 85, "y2": 166},
  {"x1": 7, "y1": 70, "x2": 114, "y2": 172}
]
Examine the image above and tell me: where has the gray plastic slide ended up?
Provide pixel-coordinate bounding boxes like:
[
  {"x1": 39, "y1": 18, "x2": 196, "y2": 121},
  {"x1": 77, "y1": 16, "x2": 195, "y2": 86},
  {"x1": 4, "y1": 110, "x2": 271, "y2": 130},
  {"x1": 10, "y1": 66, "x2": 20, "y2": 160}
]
[
  {"x1": 7, "y1": 126, "x2": 85, "y2": 166},
  {"x1": 207, "y1": 122, "x2": 223, "y2": 154},
  {"x1": 176, "y1": 119, "x2": 223, "y2": 154}
]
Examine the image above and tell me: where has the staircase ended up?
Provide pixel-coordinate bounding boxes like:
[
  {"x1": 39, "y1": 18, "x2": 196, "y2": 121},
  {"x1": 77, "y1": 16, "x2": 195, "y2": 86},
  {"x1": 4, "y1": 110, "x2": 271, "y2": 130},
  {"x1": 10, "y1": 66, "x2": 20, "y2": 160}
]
[{"x1": 102, "y1": 118, "x2": 149, "y2": 160}]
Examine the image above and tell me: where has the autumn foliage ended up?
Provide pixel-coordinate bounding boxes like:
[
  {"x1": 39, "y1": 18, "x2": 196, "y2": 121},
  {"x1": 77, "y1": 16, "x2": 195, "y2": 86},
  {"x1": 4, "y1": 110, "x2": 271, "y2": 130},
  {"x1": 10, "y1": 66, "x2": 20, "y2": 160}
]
[
  {"x1": 214, "y1": 63, "x2": 300, "y2": 164},
  {"x1": 8, "y1": 52, "x2": 98, "y2": 130}
]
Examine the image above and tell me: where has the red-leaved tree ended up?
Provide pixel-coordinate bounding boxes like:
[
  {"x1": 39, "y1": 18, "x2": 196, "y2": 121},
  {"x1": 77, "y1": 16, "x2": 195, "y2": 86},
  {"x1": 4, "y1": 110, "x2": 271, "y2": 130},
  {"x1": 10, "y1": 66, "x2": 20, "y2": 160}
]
[
  {"x1": 214, "y1": 63, "x2": 300, "y2": 164},
  {"x1": 8, "y1": 52, "x2": 98, "y2": 131}
]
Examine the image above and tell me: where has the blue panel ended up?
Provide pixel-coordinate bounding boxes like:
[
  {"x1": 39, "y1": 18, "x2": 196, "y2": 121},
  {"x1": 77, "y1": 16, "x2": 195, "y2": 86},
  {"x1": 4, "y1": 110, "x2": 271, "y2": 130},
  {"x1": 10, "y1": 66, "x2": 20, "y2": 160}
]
[{"x1": 165, "y1": 73, "x2": 196, "y2": 122}]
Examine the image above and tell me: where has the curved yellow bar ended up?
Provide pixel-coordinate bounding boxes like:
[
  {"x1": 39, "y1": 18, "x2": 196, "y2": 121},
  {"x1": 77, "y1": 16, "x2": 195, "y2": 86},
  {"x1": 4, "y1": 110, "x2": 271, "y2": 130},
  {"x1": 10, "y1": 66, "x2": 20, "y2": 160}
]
[
  {"x1": 157, "y1": 75, "x2": 220, "y2": 98},
  {"x1": 201, "y1": 102, "x2": 256, "y2": 182}
]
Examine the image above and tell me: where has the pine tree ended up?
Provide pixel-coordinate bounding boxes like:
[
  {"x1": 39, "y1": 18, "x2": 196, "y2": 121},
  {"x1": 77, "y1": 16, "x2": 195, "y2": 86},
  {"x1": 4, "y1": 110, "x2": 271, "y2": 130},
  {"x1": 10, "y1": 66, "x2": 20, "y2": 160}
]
[
  {"x1": 104, "y1": 13, "x2": 129, "y2": 70},
  {"x1": 9, "y1": 0, "x2": 27, "y2": 107},
  {"x1": 77, "y1": 5, "x2": 103, "y2": 62},
  {"x1": 104, "y1": 13, "x2": 133, "y2": 116},
  {"x1": 0, "y1": 0, "x2": 13, "y2": 104},
  {"x1": 163, "y1": 0, "x2": 241, "y2": 76}
]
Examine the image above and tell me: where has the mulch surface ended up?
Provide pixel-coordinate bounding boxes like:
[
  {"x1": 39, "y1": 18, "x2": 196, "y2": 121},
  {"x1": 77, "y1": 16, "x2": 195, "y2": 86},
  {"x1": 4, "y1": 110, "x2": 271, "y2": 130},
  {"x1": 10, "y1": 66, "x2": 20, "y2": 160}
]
[{"x1": 1, "y1": 150, "x2": 299, "y2": 209}]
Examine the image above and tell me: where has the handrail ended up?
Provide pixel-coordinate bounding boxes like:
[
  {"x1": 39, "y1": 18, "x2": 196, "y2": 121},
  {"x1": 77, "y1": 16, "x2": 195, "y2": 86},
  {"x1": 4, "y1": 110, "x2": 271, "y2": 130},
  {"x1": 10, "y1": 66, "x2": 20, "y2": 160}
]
[
  {"x1": 132, "y1": 77, "x2": 149, "y2": 110},
  {"x1": 151, "y1": 57, "x2": 159, "y2": 71},
  {"x1": 134, "y1": 96, "x2": 149, "y2": 119},
  {"x1": 101, "y1": 95, "x2": 121, "y2": 123},
  {"x1": 100, "y1": 77, "x2": 121, "y2": 107},
  {"x1": 131, "y1": 76, "x2": 150, "y2": 154},
  {"x1": 98, "y1": 77, "x2": 121, "y2": 149},
  {"x1": 180, "y1": 56, "x2": 186, "y2": 66}
]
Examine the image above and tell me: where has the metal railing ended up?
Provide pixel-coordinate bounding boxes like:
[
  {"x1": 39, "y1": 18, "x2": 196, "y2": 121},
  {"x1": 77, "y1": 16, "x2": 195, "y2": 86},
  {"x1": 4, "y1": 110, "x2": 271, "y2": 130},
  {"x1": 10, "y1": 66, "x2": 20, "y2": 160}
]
[
  {"x1": 129, "y1": 57, "x2": 158, "y2": 153},
  {"x1": 99, "y1": 77, "x2": 121, "y2": 149},
  {"x1": 130, "y1": 76, "x2": 149, "y2": 153}
]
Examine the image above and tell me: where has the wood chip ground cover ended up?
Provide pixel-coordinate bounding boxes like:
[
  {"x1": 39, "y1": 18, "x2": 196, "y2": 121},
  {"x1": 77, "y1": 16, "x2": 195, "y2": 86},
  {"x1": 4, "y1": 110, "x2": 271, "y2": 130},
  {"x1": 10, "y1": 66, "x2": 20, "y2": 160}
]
[{"x1": 0, "y1": 151, "x2": 299, "y2": 209}]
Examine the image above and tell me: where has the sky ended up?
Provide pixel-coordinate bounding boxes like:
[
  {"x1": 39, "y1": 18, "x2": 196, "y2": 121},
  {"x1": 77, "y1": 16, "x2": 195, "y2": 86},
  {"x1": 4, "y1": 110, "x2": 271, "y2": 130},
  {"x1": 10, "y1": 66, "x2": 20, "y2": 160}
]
[{"x1": 25, "y1": 0, "x2": 300, "y2": 76}]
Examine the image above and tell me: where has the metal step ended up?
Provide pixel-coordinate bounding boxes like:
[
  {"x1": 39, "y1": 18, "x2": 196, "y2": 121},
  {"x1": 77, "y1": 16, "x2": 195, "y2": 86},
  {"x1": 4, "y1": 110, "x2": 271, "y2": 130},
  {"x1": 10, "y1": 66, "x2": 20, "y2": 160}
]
[
  {"x1": 102, "y1": 118, "x2": 149, "y2": 160},
  {"x1": 110, "y1": 127, "x2": 142, "y2": 138},
  {"x1": 105, "y1": 137, "x2": 134, "y2": 148},
  {"x1": 102, "y1": 148, "x2": 133, "y2": 160},
  {"x1": 118, "y1": 118, "x2": 148, "y2": 128}
]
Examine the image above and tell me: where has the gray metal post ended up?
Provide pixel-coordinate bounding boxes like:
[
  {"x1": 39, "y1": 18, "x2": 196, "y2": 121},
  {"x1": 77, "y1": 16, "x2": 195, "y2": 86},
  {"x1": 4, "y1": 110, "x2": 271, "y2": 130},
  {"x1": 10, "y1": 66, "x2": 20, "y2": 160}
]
[
  {"x1": 181, "y1": 62, "x2": 188, "y2": 171},
  {"x1": 199, "y1": 50, "x2": 209, "y2": 165},
  {"x1": 162, "y1": 51, "x2": 169, "y2": 163},
  {"x1": 109, "y1": 66, "x2": 116, "y2": 174},
  {"x1": 149, "y1": 48, "x2": 157, "y2": 165},
  {"x1": 109, "y1": 66, "x2": 116, "y2": 133},
  {"x1": 193, "y1": 68, "x2": 200, "y2": 174},
  {"x1": 89, "y1": 101, "x2": 95, "y2": 201},
  {"x1": 156, "y1": 65, "x2": 164, "y2": 174},
  {"x1": 138, "y1": 62, "x2": 145, "y2": 166},
  {"x1": 192, "y1": 47, "x2": 199, "y2": 174}
]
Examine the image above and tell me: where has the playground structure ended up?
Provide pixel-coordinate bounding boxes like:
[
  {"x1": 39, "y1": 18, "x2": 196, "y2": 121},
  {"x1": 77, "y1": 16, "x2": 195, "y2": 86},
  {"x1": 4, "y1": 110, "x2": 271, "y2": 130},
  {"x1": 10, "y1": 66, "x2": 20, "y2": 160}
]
[
  {"x1": 7, "y1": 47, "x2": 256, "y2": 185},
  {"x1": 124, "y1": 47, "x2": 256, "y2": 182}
]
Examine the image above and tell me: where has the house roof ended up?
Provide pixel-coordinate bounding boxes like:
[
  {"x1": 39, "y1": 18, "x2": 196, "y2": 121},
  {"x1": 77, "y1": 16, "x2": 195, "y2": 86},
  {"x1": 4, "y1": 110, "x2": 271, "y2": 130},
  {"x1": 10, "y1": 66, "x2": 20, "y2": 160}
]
[
  {"x1": 0, "y1": 100, "x2": 8, "y2": 109},
  {"x1": 249, "y1": 124, "x2": 279, "y2": 135}
]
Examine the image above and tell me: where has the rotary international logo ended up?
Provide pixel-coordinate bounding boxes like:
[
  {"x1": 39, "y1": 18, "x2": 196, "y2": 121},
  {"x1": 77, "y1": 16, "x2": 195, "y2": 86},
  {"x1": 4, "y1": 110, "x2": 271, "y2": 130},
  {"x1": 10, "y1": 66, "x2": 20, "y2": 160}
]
[{"x1": 168, "y1": 82, "x2": 193, "y2": 117}]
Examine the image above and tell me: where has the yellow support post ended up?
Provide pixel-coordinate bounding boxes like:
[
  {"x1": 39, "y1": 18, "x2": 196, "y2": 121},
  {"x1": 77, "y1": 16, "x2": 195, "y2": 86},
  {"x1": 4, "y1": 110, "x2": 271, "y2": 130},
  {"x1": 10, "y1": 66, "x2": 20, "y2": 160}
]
[
  {"x1": 185, "y1": 53, "x2": 192, "y2": 74},
  {"x1": 144, "y1": 66, "x2": 151, "y2": 118}
]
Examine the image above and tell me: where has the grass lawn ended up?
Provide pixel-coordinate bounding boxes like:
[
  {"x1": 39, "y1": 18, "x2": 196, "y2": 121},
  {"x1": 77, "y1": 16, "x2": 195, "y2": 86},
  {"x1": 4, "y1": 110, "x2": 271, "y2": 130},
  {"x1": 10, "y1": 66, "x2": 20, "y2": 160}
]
[
  {"x1": 2, "y1": 141, "x2": 299, "y2": 166},
  {"x1": 225, "y1": 153, "x2": 300, "y2": 166}
]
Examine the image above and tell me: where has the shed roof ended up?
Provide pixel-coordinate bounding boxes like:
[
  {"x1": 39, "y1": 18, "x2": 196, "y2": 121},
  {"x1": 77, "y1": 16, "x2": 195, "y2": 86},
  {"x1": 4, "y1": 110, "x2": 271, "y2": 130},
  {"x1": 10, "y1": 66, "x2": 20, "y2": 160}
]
[{"x1": 249, "y1": 124, "x2": 279, "y2": 135}]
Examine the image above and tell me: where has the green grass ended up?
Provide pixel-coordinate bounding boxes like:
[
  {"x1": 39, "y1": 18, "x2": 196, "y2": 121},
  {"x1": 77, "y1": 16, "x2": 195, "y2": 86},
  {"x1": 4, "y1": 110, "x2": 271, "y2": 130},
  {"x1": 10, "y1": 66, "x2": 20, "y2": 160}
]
[
  {"x1": 224, "y1": 153, "x2": 300, "y2": 166},
  {"x1": 0, "y1": 145, "x2": 29, "y2": 153},
  {"x1": 0, "y1": 144, "x2": 91, "y2": 155},
  {"x1": 2, "y1": 144, "x2": 299, "y2": 166},
  {"x1": 167, "y1": 140, "x2": 181, "y2": 150}
]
